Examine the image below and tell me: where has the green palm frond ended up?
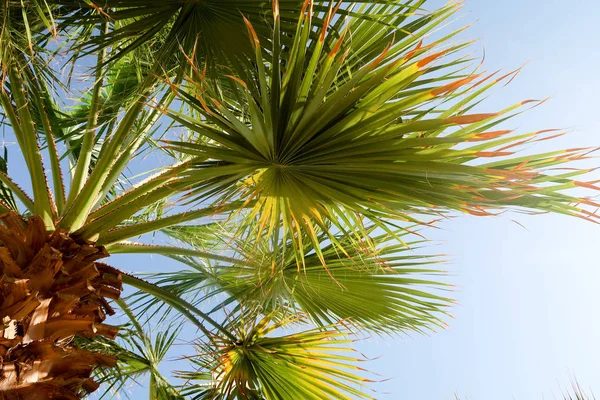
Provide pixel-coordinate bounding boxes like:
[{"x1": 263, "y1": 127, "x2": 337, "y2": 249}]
[
  {"x1": 149, "y1": 222, "x2": 452, "y2": 336},
  {"x1": 179, "y1": 313, "x2": 374, "y2": 400},
  {"x1": 0, "y1": 0, "x2": 598, "y2": 398},
  {"x1": 77, "y1": 300, "x2": 184, "y2": 399},
  {"x1": 56, "y1": 49, "x2": 156, "y2": 158},
  {"x1": 222, "y1": 232, "x2": 451, "y2": 335},
  {"x1": 0, "y1": 0, "x2": 62, "y2": 226},
  {"x1": 164, "y1": 1, "x2": 599, "y2": 265}
]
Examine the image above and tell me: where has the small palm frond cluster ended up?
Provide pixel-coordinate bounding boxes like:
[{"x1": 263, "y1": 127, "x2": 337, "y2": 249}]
[
  {"x1": 179, "y1": 314, "x2": 374, "y2": 400},
  {"x1": 76, "y1": 301, "x2": 184, "y2": 399},
  {"x1": 0, "y1": 0, "x2": 597, "y2": 398}
]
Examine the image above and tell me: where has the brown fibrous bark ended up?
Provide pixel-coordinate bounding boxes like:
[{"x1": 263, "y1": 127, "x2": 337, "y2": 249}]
[{"x1": 0, "y1": 213, "x2": 122, "y2": 399}]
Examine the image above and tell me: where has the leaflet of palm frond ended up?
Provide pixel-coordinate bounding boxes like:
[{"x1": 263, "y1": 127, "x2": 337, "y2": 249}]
[
  {"x1": 128, "y1": 221, "x2": 450, "y2": 336},
  {"x1": 197, "y1": 224, "x2": 449, "y2": 336}
]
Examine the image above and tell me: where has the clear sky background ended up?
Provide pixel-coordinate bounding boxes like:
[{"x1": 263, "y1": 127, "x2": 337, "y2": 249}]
[{"x1": 357, "y1": 1, "x2": 600, "y2": 399}]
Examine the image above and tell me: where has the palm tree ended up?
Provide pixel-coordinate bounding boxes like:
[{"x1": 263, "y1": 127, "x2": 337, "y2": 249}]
[{"x1": 0, "y1": 0, "x2": 597, "y2": 398}]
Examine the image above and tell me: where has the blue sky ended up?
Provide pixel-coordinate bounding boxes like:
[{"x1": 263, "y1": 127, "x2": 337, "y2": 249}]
[{"x1": 358, "y1": 1, "x2": 600, "y2": 398}]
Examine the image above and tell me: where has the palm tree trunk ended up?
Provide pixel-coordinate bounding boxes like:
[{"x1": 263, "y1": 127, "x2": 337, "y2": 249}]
[{"x1": 0, "y1": 212, "x2": 121, "y2": 399}]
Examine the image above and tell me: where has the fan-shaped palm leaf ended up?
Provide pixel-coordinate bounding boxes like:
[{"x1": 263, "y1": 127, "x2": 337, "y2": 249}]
[
  {"x1": 179, "y1": 313, "x2": 374, "y2": 400},
  {"x1": 165, "y1": 1, "x2": 599, "y2": 266},
  {"x1": 143, "y1": 222, "x2": 452, "y2": 336}
]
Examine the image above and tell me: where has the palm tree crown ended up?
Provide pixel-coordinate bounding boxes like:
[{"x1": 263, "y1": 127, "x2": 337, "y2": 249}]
[{"x1": 0, "y1": 0, "x2": 597, "y2": 398}]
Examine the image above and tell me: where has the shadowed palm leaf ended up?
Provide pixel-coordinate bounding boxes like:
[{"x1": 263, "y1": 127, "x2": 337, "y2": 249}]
[
  {"x1": 52, "y1": 1, "x2": 424, "y2": 70},
  {"x1": 138, "y1": 222, "x2": 452, "y2": 336}
]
